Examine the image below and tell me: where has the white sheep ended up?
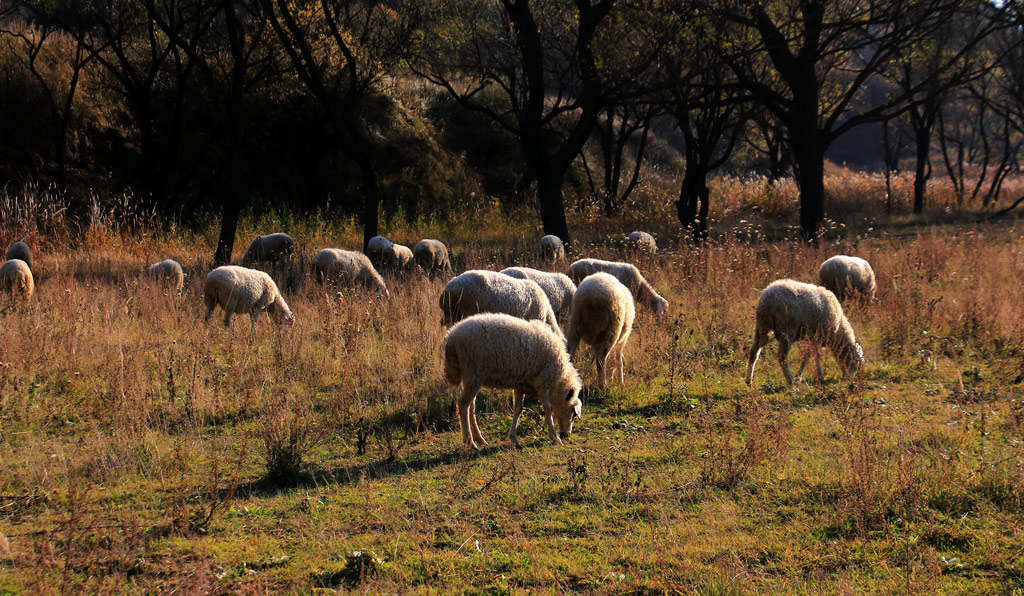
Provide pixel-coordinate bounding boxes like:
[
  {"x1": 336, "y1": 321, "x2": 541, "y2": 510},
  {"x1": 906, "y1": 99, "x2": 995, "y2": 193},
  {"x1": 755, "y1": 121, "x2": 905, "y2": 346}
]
[
  {"x1": 5, "y1": 242, "x2": 32, "y2": 269},
  {"x1": 203, "y1": 266, "x2": 294, "y2": 338},
  {"x1": 148, "y1": 259, "x2": 184, "y2": 292},
  {"x1": 0, "y1": 259, "x2": 34, "y2": 303},
  {"x1": 442, "y1": 313, "x2": 583, "y2": 449},
  {"x1": 567, "y1": 258, "x2": 668, "y2": 315},
  {"x1": 566, "y1": 273, "x2": 635, "y2": 388},
  {"x1": 540, "y1": 235, "x2": 565, "y2": 262},
  {"x1": 499, "y1": 266, "x2": 576, "y2": 322},
  {"x1": 627, "y1": 231, "x2": 657, "y2": 253},
  {"x1": 413, "y1": 239, "x2": 453, "y2": 278},
  {"x1": 819, "y1": 255, "x2": 876, "y2": 302},
  {"x1": 745, "y1": 279, "x2": 864, "y2": 387},
  {"x1": 241, "y1": 233, "x2": 296, "y2": 266},
  {"x1": 365, "y1": 236, "x2": 393, "y2": 269},
  {"x1": 440, "y1": 270, "x2": 562, "y2": 339},
  {"x1": 377, "y1": 241, "x2": 414, "y2": 273},
  {"x1": 311, "y1": 248, "x2": 389, "y2": 298}
]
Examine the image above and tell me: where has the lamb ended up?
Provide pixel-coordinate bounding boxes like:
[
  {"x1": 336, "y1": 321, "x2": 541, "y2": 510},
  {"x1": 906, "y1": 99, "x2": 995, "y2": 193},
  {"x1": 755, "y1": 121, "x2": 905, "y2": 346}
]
[
  {"x1": 413, "y1": 239, "x2": 453, "y2": 278},
  {"x1": 627, "y1": 231, "x2": 657, "y2": 253},
  {"x1": 203, "y1": 266, "x2": 294, "y2": 338},
  {"x1": 566, "y1": 273, "x2": 635, "y2": 388},
  {"x1": 745, "y1": 279, "x2": 864, "y2": 387},
  {"x1": 567, "y1": 258, "x2": 668, "y2": 315},
  {"x1": 819, "y1": 255, "x2": 876, "y2": 303},
  {"x1": 439, "y1": 270, "x2": 562, "y2": 339},
  {"x1": 365, "y1": 236, "x2": 393, "y2": 269},
  {"x1": 0, "y1": 259, "x2": 34, "y2": 303},
  {"x1": 241, "y1": 233, "x2": 296, "y2": 266},
  {"x1": 499, "y1": 266, "x2": 576, "y2": 322},
  {"x1": 442, "y1": 313, "x2": 583, "y2": 449},
  {"x1": 540, "y1": 235, "x2": 565, "y2": 263},
  {"x1": 311, "y1": 248, "x2": 389, "y2": 298},
  {"x1": 5, "y1": 242, "x2": 32, "y2": 269},
  {"x1": 148, "y1": 259, "x2": 184, "y2": 292},
  {"x1": 390, "y1": 244, "x2": 414, "y2": 271}
]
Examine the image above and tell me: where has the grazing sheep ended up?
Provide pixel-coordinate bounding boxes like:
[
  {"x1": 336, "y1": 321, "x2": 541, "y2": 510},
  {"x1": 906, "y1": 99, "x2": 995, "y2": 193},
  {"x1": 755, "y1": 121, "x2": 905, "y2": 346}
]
[
  {"x1": 540, "y1": 235, "x2": 565, "y2": 262},
  {"x1": 311, "y1": 248, "x2": 389, "y2": 298},
  {"x1": 442, "y1": 313, "x2": 583, "y2": 449},
  {"x1": 365, "y1": 236, "x2": 393, "y2": 269},
  {"x1": 627, "y1": 231, "x2": 657, "y2": 253},
  {"x1": 5, "y1": 242, "x2": 32, "y2": 269},
  {"x1": 500, "y1": 266, "x2": 576, "y2": 322},
  {"x1": 378, "y1": 242, "x2": 414, "y2": 273},
  {"x1": 413, "y1": 239, "x2": 453, "y2": 278},
  {"x1": 148, "y1": 259, "x2": 184, "y2": 292},
  {"x1": 566, "y1": 273, "x2": 635, "y2": 388},
  {"x1": 745, "y1": 279, "x2": 864, "y2": 387},
  {"x1": 203, "y1": 266, "x2": 294, "y2": 338},
  {"x1": 567, "y1": 258, "x2": 668, "y2": 315},
  {"x1": 819, "y1": 255, "x2": 876, "y2": 302},
  {"x1": 241, "y1": 233, "x2": 296, "y2": 266},
  {"x1": 440, "y1": 270, "x2": 562, "y2": 339},
  {"x1": 0, "y1": 259, "x2": 34, "y2": 303}
]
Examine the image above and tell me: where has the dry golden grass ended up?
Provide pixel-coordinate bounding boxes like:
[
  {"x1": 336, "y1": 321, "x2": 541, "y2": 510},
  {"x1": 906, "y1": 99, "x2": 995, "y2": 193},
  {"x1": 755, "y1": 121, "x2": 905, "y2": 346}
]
[{"x1": 0, "y1": 177, "x2": 1023, "y2": 593}]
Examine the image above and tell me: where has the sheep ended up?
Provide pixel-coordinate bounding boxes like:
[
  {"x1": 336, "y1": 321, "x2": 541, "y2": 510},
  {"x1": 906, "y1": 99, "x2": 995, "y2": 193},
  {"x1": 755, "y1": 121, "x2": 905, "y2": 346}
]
[
  {"x1": 203, "y1": 266, "x2": 294, "y2": 338},
  {"x1": 567, "y1": 258, "x2": 668, "y2": 315},
  {"x1": 5, "y1": 242, "x2": 32, "y2": 269},
  {"x1": 566, "y1": 273, "x2": 635, "y2": 388},
  {"x1": 148, "y1": 259, "x2": 184, "y2": 292},
  {"x1": 540, "y1": 235, "x2": 565, "y2": 263},
  {"x1": 365, "y1": 235, "x2": 393, "y2": 269},
  {"x1": 819, "y1": 255, "x2": 876, "y2": 303},
  {"x1": 442, "y1": 313, "x2": 583, "y2": 449},
  {"x1": 440, "y1": 270, "x2": 562, "y2": 339},
  {"x1": 499, "y1": 266, "x2": 576, "y2": 323},
  {"x1": 745, "y1": 279, "x2": 864, "y2": 387},
  {"x1": 241, "y1": 233, "x2": 296, "y2": 266},
  {"x1": 0, "y1": 259, "x2": 34, "y2": 303},
  {"x1": 627, "y1": 231, "x2": 657, "y2": 253},
  {"x1": 311, "y1": 248, "x2": 389, "y2": 298},
  {"x1": 379, "y1": 242, "x2": 415, "y2": 273},
  {"x1": 413, "y1": 239, "x2": 453, "y2": 278}
]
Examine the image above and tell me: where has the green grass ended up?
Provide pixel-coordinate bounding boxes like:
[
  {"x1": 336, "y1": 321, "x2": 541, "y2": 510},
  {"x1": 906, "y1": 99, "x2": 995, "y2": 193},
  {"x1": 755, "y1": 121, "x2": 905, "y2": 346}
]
[{"x1": 0, "y1": 211, "x2": 1023, "y2": 593}]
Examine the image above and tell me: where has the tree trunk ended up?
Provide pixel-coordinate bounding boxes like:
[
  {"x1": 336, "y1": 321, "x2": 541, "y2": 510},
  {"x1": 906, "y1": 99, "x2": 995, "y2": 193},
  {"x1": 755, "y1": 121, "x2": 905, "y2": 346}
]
[
  {"x1": 535, "y1": 163, "x2": 571, "y2": 245},
  {"x1": 913, "y1": 124, "x2": 931, "y2": 214},
  {"x1": 214, "y1": 194, "x2": 242, "y2": 266},
  {"x1": 356, "y1": 152, "x2": 380, "y2": 251},
  {"x1": 791, "y1": 136, "x2": 825, "y2": 240},
  {"x1": 676, "y1": 166, "x2": 710, "y2": 243}
]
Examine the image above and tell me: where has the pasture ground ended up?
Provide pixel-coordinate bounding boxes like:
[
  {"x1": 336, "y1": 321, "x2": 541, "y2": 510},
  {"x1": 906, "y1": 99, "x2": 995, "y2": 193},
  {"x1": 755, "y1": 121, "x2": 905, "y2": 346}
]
[{"x1": 0, "y1": 206, "x2": 1022, "y2": 594}]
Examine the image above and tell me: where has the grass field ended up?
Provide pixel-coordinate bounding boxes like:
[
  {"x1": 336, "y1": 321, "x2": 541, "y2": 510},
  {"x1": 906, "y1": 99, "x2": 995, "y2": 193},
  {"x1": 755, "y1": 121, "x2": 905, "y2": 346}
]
[{"x1": 1, "y1": 196, "x2": 1023, "y2": 594}]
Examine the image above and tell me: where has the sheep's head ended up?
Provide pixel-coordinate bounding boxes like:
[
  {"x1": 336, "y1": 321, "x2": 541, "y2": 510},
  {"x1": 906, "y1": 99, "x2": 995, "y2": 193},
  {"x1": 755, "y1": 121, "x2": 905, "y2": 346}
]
[
  {"x1": 554, "y1": 377, "x2": 584, "y2": 439},
  {"x1": 837, "y1": 342, "x2": 865, "y2": 377},
  {"x1": 269, "y1": 298, "x2": 295, "y2": 326},
  {"x1": 650, "y1": 295, "x2": 668, "y2": 315}
]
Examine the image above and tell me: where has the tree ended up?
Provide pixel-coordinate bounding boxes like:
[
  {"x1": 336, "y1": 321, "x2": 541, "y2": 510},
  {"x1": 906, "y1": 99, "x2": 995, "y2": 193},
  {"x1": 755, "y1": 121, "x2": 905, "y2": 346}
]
[
  {"x1": 415, "y1": 0, "x2": 617, "y2": 245},
  {"x1": 581, "y1": 101, "x2": 656, "y2": 215}
]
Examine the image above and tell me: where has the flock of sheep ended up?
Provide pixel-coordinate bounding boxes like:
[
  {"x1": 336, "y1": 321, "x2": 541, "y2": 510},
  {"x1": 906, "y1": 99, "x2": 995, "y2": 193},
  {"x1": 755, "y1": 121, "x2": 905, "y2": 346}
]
[{"x1": 0, "y1": 231, "x2": 876, "y2": 451}]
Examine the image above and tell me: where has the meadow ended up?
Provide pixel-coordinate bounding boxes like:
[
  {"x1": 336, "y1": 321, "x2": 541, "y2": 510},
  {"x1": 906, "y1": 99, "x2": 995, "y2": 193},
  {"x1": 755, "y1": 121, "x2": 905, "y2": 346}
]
[{"x1": 0, "y1": 175, "x2": 1023, "y2": 594}]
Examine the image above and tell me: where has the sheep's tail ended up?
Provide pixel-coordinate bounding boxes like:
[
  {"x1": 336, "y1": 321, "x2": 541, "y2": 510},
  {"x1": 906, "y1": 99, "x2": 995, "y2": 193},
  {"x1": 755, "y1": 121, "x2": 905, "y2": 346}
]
[{"x1": 442, "y1": 338, "x2": 461, "y2": 386}]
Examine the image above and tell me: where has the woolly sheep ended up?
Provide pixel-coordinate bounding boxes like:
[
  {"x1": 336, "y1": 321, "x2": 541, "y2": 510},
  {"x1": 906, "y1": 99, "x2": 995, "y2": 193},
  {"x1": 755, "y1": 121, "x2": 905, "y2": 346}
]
[
  {"x1": 311, "y1": 248, "x2": 389, "y2": 298},
  {"x1": 566, "y1": 273, "x2": 635, "y2": 388},
  {"x1": 745, "y1": 279, "x2": 864, "y2": 387},
  {"x1": 148, "y1": 259, "x2": 184, "y2": 292},
  {"x1": 365, "y1": 236, "x2": 393, "y2": 269},
  {"x1": 442, "y1": 313, "x2": 583, "y2": 449},
  {"x1": 440, "y1": 270, "x2": 562, "y2": 339},
  {"x1": 5, "y1": 242, "x2": 31, "y2": 269},
  {"x1": 819, "y1": 255, "x2": 876, "y2": 303},
  {"x1": 500, "y1": 266, "x2": 576, "y2": 322},
  {"x1": 627, "y1": 231, "x2": 657, "y2": 253},
  {"x1": 241, "y1": 233, "x2": 295, "y2": 266},
  {"x1": 567, "y1": 258, "x2": 668, "y2": 315},
  {"x1": 203, "y1": 266, "x2": 294, "y2": 338},
  {"x1": 0, "y1": 259, "x2": 34, "y2": 303},
  {"x1": 540, "y1": 235, "x2": 565, "y2": 262},
  {"x1": 379, "y1": 242, "x2": 414, "y2": 273},
  {"x1": 413, "y1": 239, "x2": 453, "y2": 278}
]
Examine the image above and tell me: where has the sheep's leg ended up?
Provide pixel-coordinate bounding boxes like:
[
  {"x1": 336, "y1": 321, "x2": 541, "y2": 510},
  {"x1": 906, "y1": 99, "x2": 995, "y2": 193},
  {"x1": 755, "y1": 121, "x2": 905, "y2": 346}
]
[
  {"x1": 204, "y1": 297, "x2": 216, "y2": 323},
  {"x1": 814, "y1": 347, "x2": 824, "y2": 383},
  {"x1": 796, "y1": 346, "x2": 814, "y2": 381},
  {"x1": 508, "y1": 391, "x2": 526, "y2": 448},
  {"x1": 777, "y1": 338, "x2": 795, "y2": 387},
  {"x1": 248, "y1": 311, "x2": 259, "y2": 340},
  {"x1": 595, "y1": 344, "x2": 610, "y2": 389},
  {"x1": 469, "y1": 395, "x2": 487, "y2": 446},
  {"x1": 222, "y1": 295, "x2": 240, "y2": 329},
  {"x1": 541, "y1": 401, "x2": 562, "y2": 445},
  {"x1": 457, "y1": 383, "x2": 481, "y2": 449},
  {"x1": 745, "y1": 326, "x2": 769, "y2": 386},
  {"x1": 614, "y1": 342, "x2": 627, "y2": 385}
]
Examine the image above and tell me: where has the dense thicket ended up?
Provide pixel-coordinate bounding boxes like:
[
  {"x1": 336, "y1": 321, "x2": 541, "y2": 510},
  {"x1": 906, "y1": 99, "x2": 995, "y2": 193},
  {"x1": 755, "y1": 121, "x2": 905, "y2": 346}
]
[{"x1": 0, "y1": 0, "x2": 1022, "y2": 256}]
